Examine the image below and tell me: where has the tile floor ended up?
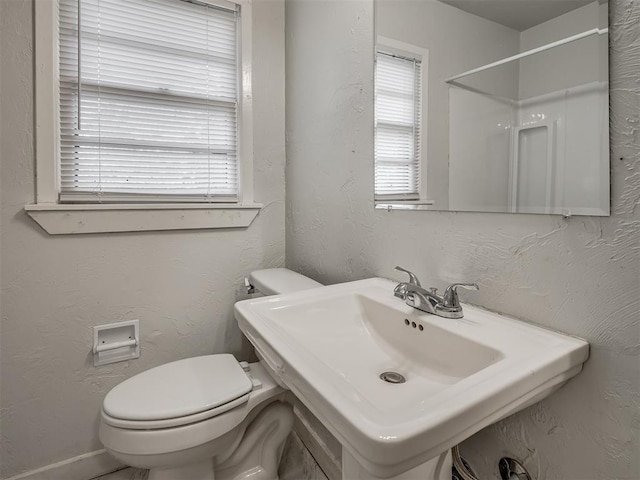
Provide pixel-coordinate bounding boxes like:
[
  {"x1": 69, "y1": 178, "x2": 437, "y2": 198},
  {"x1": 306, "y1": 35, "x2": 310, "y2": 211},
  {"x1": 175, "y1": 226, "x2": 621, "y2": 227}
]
[{"x1": 92, "y1": 467, "x2": 148, "y2": 480}]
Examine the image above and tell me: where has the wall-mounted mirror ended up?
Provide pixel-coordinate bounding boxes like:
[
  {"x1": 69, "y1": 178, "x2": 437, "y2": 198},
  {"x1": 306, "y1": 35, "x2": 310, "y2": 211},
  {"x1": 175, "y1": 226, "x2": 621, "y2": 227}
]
[{"x1": 374, "y1": 0, "x2": 609, "y2": 216}]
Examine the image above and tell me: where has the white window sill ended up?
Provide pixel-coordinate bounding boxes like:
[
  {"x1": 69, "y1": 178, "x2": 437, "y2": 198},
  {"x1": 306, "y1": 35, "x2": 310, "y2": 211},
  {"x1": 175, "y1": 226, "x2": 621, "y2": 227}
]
[
  {"x1": 375, "y1": 200, "x2": 435, "y2": 211},
  {"x1": 24, "y1": 203, "x2": 262, "y2": 235}
]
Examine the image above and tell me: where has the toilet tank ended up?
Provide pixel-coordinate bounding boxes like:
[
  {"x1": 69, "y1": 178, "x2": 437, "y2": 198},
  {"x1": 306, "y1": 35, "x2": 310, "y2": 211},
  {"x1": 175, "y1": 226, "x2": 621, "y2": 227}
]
[{"x1": 249, "y1": 268, "x2": 322, "y2": 296}]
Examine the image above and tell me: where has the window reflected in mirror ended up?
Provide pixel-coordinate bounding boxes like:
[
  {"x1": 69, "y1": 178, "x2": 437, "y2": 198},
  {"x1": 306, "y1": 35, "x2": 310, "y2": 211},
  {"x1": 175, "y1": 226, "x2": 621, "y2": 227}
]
[
  {"x1": 374, "y1": 0, "x2": 610, "y2": 216},
  {"x1": 375, "y1": 39, "x2": 425, "y2": 203}
]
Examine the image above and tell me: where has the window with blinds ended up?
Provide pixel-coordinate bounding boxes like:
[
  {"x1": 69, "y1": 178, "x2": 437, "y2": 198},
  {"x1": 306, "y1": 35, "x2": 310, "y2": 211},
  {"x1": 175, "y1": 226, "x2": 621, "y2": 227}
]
[
  {"x1": 58, "y1": 0, "x2": 240, "y2": 203},
  {"x1": 374, "y1": 51, "x2": 422, "y2": 200}
]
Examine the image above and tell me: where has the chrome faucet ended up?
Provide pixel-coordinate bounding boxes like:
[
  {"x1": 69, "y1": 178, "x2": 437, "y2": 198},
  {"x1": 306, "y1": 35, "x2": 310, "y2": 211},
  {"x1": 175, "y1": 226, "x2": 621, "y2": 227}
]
[
  {"x1": 393, "y1": 266, "x2": 421, "y2": 299},
  {"x1": 393, "y1": 266, "x2": 479, "y2": 319}
]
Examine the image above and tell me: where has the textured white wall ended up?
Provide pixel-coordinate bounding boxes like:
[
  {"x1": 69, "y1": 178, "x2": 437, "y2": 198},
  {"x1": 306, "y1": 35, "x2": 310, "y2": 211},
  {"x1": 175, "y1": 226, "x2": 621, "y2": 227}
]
[
  {"x1": 0, "y1": 0, "x2": 285, "y2": 477},
  {"x1": 285, "y1": 1, "x2": 639, "y2": 479}
]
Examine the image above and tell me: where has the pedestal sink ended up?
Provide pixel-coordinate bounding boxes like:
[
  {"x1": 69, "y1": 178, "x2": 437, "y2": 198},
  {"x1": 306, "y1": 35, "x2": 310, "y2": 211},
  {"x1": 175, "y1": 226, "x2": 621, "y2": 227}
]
[{"x1": 234, "y1": 278, "x2": 588, "y2": 479}]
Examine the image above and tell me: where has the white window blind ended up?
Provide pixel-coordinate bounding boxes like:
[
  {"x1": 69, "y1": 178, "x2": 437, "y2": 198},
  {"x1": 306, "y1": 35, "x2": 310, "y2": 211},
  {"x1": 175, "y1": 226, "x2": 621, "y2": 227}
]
[
  {"x1": 375, "y1": 51, "x2": 422, "y2": 199},
  {"x1": 58, "y1": 0, "x2": 240, "y2": 203}
]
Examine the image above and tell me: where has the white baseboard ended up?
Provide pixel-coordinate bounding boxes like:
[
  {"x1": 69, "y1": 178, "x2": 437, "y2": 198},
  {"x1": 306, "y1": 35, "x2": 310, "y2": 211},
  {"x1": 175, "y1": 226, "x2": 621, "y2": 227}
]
[{"x1": 5, "y1": 450, "x2": 124, "y2": 480}]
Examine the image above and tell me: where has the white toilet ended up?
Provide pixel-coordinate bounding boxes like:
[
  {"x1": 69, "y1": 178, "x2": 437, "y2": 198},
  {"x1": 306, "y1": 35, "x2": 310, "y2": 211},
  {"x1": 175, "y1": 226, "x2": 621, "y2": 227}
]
[{"x1": 99, "y1": 268, "x2": 322, "y2": 480}]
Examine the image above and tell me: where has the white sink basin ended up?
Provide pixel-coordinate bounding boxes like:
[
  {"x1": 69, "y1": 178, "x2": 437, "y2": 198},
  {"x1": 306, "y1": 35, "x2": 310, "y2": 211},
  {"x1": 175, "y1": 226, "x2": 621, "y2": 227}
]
[{"x1": 234, "y1": 277, "x2": 588, "y2": 478}]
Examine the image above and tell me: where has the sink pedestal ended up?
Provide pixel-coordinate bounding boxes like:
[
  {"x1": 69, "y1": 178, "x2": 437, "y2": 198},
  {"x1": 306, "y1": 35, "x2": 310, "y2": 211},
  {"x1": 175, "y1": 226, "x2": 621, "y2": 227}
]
[{"x1": 342, "y1": 449, "x2": 452, "y2": 480}]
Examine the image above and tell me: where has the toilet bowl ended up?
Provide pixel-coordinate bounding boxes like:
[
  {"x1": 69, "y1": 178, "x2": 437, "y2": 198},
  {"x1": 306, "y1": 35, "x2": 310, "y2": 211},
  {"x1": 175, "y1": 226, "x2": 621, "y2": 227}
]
[{"x1": 99, "y1": 268, "x2": 322, "y2": 480}]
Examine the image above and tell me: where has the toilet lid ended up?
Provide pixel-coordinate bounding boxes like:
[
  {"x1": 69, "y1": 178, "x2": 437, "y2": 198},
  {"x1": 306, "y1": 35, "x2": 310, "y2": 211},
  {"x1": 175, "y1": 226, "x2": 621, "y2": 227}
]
[{"x1": 103, "y1": 354, "x2": 253, "y2": 421}]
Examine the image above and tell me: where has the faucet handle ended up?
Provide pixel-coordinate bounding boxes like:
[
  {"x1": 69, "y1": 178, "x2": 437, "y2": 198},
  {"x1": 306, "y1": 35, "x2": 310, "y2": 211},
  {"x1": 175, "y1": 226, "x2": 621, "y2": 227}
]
[
  {"x1": 394, "y1": 266, "x2": 421, "y2": 287},
  {"x1": 442, "y1": 283, "x2": 479, "y2": 308}
]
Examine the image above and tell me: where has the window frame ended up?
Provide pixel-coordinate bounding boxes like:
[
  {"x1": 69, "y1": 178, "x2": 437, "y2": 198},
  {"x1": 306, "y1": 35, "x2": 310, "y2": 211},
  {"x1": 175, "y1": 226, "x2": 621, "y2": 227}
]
[
  {"x1": 374, "y1": 36, "x2": 430, "y2": 206},
  {"x1": 27, "y1": 0, "x2": 261, "y2": 234}
]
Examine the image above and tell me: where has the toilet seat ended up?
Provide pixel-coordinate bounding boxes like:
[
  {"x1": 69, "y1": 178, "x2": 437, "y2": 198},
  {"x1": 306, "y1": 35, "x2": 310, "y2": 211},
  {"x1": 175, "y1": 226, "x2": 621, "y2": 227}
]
[
  {"x1": 102, "y1": 393, "x2": 251, "y2": 430},
  {"x1": 102, "y1": 354, "x2": 253, "y2": 429}
]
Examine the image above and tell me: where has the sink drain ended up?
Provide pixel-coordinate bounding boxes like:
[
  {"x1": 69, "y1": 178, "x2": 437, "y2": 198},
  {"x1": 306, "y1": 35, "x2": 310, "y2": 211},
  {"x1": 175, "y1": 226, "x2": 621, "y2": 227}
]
[{"x1": 379, "y1": 371, "x2": 406, "y2": 384}]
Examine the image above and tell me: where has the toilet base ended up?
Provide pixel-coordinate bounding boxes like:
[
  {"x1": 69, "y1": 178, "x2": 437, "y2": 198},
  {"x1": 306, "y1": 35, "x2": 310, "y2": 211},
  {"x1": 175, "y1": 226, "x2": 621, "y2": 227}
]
[
  {"x1": 216, "y1": 401, "x2": 293, "y2": 480},
  {"x1": 144, "y1": 401, "x2": 293, "y2": 480}
]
